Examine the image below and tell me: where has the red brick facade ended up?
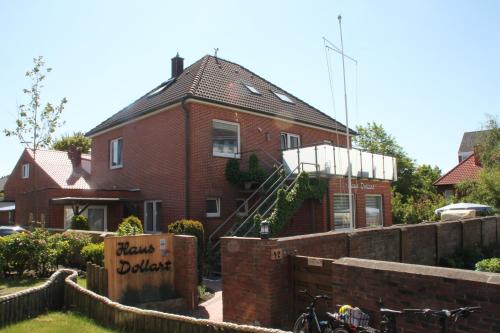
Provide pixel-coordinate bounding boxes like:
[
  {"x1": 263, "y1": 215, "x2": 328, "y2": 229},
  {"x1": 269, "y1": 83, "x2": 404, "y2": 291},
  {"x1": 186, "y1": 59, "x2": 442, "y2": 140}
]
[{"x1": 6, "y1": 99, "x2": 392, "y2": 234}]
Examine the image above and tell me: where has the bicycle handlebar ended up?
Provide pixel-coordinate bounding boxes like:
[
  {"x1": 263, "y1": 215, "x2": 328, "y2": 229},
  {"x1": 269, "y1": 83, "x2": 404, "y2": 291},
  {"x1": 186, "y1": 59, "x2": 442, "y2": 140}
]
[{"x1": 299, "y1": 290, "x2": 331, "y2": 307}]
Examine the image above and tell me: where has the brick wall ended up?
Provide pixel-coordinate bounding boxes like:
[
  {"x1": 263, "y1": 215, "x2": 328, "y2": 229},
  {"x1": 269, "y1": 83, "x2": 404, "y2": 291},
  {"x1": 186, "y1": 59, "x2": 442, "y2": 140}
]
[
  {"x1": 173, "y1": 234, "x2": 198, "y2": 311},
  {"x1": 330, "y1": 258, "x2": 500, "y2": 333},
  {"x1": 222, "y1": 217, "x2": 499, "y2": 328},
  {"x1": 400, "y1": 223, "x2": 437, "y2": 265}
]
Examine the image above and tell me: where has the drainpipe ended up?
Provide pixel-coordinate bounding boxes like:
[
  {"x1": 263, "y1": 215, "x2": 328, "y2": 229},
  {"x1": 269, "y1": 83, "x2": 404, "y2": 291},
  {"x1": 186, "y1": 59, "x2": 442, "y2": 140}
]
[{"x1": 182, "y1": 97, "x2": 191, "y2": 219}]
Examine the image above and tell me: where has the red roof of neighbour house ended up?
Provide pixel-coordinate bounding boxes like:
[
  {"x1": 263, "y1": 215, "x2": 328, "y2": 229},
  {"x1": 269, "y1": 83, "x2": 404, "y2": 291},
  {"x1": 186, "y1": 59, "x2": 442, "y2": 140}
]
[
  {"x1": 434, "y1": 154, "x2": 482, "y2": 186},
  {"x1": 26, "y1": 149, "x2": 92, "y2": 190}
]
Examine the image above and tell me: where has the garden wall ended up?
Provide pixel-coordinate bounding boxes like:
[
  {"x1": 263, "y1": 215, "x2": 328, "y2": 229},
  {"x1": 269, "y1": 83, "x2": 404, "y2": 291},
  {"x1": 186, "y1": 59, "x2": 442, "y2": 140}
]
[
  {"x1": 221, "y1": 216, "x2": 499, "y2": 328},
  {"x1": 329, "y1": 257, "x2": 500, "y2": 333},
  {"x1": 0, "y1": 269, "x2": 289, "y2": 333}
]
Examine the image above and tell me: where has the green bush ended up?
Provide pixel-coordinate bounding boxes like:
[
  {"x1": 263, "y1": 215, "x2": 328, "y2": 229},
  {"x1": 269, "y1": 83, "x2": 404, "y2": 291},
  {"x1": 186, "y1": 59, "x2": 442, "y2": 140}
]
[
  {"x1": 71, "y1": 215, "x2": 89, "y2": 230},
  {"x1": 225, "y1": 159, "x2": 241, "y2": 186},
  {"x1": 49, "y1": 231, "x2": 92, "y2": 267},
  {"x1": 225, "y1": 154, "x2": 269, "y2": 187},
  {"x1": 168, "y1": 219, "x2": 204, "y2": 282},
  {"x1": 476, "y1": 258, "x2": 500, "y2": 273},
  {"x1": 117, "y1": 215, "x2": 144, "y2": 236},
  {"x1": 81, "y1": 242, "x2": 104, "y2": 266}
]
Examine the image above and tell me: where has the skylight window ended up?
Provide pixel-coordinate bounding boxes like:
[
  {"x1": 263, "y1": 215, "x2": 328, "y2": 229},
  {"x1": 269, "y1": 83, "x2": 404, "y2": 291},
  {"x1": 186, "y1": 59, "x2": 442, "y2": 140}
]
[
  {"x1": 146, "y1": 77, "x2": 175, "y2": 98},
  {"x1": 273, "y1": 91, "x2": 294, "y2": 104},
  {"x1": 243, "y1": 83, "x2": 261, "y2": 95}
]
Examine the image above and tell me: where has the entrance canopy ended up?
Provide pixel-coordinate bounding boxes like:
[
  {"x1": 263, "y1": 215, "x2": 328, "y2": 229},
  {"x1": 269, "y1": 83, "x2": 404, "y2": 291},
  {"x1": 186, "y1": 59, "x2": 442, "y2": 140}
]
[{"x1": 0, "y1": 202, "x2": 15, "y2": 212}]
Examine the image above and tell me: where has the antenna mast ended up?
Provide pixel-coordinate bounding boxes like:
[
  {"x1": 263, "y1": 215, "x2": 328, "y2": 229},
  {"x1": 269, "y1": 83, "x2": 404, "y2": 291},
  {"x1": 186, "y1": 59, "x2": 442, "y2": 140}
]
[{"x1": 338, "y1": 15, "x2": 354, "y2": 230}]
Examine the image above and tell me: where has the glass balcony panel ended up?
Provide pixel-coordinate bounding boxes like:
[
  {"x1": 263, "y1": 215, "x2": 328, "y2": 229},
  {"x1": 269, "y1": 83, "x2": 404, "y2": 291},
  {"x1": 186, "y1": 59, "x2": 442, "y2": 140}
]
[
  {"x1": 335, "y1": 147, "x2": 349, "y2": 176},
  {"x1": 282, "y1": 149, "x2": 299, "y2": 174},
  {"x1": 299, "y1": 146, "x2": 318, "y2": 173},
  {"x1": 373, "y1": 154, "x2": 384, "y2": 179},
  {"x1": 384, "y1": 155, "x2": 394, "y2": 180},
  {"x1": 361, "y1": 152, "x2": 374, "y2": 178},
  {"x1": 350, "y1": 150, "x2": 362, "y2": 177}
]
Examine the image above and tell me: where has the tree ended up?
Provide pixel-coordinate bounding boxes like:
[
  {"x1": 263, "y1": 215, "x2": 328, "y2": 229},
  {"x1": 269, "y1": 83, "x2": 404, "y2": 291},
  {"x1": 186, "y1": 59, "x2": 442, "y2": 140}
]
[
  {"x1": 354, "y1": 122, "x2": 446, "y2": 224},
  {"x1": 457, "y1": 116, "x2": 500, "y2": 210},
  {"x1": 52, "y1": 132, "x2": 91, "y2": 153},
  {"x1": 4, "y1": 56, "x2": 67, "y2": 223},
  {"x1": 4, "y1": 56, "x2": 67, "y2": 151}
]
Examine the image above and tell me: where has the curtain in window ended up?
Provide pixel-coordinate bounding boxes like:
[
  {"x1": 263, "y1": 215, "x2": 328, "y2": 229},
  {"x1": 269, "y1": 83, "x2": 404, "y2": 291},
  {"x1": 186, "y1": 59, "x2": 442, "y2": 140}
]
[
  {"x1": 365, "y1": 196, "x2": 383, "y2": 227},
  {"x1": 213, "y1": 122, "x2": 238, "y2": 155}
]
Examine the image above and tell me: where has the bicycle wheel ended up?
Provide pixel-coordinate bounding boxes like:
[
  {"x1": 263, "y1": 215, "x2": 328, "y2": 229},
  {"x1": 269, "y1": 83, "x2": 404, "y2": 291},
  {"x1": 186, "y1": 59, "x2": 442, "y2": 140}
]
[{"x1": 292, "y1": 314, "x2": 309, "y2": 333}]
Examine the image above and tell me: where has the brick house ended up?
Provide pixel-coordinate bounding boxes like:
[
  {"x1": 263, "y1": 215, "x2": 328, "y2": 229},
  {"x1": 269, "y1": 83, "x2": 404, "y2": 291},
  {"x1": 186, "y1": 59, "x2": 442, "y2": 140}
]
[
  {"x1": 5, "y1": 54, "x2": 396, "y2": 236},
  {"x1": 434, "y1": 153, "x2": 482, "y2": 198}
]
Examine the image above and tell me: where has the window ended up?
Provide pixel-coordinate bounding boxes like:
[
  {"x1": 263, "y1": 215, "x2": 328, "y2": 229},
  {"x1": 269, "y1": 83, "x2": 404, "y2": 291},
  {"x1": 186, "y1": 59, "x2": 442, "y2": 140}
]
[
  {"x1": 235, "y1": 199, "x2": 248, "y2": 217},
  {"x1": 333, "y1": 194, "x2": 355, "y2": 230},
  {"x1": 64, "y1": 206, "x2": 107, "y2": 231},
  {"x1": 147, "y1": 78, "x2": 175, "y2": 98},
  {"x1": 21, "y1": 163, "x2": 30, "y2": 179},
  {"x1": 144, "y1": 200, "x2": 162, "y2": 233},
  {"x1": 280, "y1": 132, "x2": 301, "y2": 150},
  {"x1": 243, "y1": 83, "x2": 260, "y2": 95},
  {"x1": 273, "y1": 91, "x2": 294, "y2": 104},
  {"x1": 365, "y1": 195, "x2": 383, "y2": 227},
  {"x1": 443, "y1": 189, "x2": 454, "y2": 199},
  {"x1": 212, "y1": 120, "x2": 240, "y2": 158},
  {"x1": 110, "y1": 138, "x2": 123, "y2": 169},
  {"x1": 206, "y1": 198, "x2": 221, "y2": 218}
]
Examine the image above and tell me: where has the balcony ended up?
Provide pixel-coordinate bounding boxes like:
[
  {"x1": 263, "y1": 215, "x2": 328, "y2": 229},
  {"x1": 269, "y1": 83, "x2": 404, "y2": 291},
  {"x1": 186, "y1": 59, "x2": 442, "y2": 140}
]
[{"x1": 282, "y1": 144, "x2": 397, "y2": 181}]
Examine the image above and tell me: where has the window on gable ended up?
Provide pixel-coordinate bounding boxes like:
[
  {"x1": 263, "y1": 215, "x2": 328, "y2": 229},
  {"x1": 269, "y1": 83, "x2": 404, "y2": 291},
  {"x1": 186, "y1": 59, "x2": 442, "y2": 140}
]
[
  {"x1": 212, "y1": 120, "x2": 240, "y2": 158},
  {"x1": 280, "y1": 132, "x2": 301, "y2": 150},
  {"x1": 21, "y1": 163, "x2": 30, "y2": 179},
  {"x1": 273, "y1": 91, "x2": 294, "y2": 104},
  {"x1": 206, "y1": 198, "x2": 221, "y2": 218},
  {"x1": 110, "y1": 138, "x2": 123, "y2": 169},
  {"x1": 243, "y1": 83, "x2": 261, "y2": 95}
]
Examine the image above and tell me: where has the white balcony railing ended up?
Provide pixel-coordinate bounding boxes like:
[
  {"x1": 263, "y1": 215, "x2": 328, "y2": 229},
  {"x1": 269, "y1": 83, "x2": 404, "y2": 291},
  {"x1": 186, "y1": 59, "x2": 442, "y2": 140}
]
[{"x1": 282, "y1": 144, "x2": 397, "y2": 181}]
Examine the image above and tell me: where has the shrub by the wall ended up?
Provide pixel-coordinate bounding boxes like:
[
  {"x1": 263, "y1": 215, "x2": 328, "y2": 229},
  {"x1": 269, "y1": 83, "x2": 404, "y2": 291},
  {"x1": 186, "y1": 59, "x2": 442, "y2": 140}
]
[
  {"x1": 81, "y1": 242, "x2": 104, "y2": 266},
  {"x1": 117, "y1": 215, "x2": 144, "y2": 236},
  {"x1": 49, "y1": 231, "x2": 92, "y2": 267},
  {"x1": 71, "y1": 215, "x2": 89, "y2": 230},
  {"x1": 476, "y1": 258, "x2": 500, "y2": 273},
  {"x1": 168, "y1": 219, "x2": 204, "y2": 282}
]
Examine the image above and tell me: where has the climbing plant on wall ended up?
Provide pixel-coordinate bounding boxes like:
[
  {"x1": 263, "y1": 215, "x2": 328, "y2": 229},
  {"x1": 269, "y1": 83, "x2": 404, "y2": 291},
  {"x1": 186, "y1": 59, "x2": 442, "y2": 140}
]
[{"x1": 253, "y1": 172, "x2": 327, "y2": 236}]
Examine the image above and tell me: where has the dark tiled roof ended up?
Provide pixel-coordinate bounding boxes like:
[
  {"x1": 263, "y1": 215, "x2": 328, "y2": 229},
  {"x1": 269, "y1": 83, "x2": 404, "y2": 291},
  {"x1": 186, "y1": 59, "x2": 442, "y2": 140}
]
[
  {"x1": 0, "y1": 176, "x2": 8, "y2": 192},
  {"x1": 86, "y1": 55, "x2": 351, "y2": 136},
  {"x1": 458, "y1": 130, "x2": 488, "y2": 153},
  {"x1": 434, "y1": 154, "x2": 482, "y2": 186}
]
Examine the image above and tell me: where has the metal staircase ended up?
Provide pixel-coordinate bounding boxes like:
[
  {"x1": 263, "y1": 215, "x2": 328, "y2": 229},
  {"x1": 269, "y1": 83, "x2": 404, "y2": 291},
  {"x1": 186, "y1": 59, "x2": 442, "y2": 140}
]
[{"x1": 208, "y1": 163, "x2": 302, "y2": 249}]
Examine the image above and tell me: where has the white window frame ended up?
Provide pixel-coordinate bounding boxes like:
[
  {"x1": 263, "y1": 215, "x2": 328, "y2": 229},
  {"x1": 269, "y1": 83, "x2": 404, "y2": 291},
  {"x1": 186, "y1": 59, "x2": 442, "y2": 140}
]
[
  {"x1": 21, "y1": 163, "x2": 30, "y2": 179},
  {"x1": 280, "y1": 132, "x2": 301, "y2": 150},
  {"x1": 333, "y1": 194, "x2": 355, "y2": 230},
  {"x1": 206, "y1": 197, "x2": 221, "y2": 218},
  {"x1": 212, "y1": 119, "x2": 241, "y2": 158},
  {"x1": 109, "y1": 138, "x2": 123, "y2": 169},
  {"x1": 365, "y1": 194, "x2": 383, "y2": 228},
  {"x1": 235, "y1": 198, "x2": 249, "y2": 217},
  {"x1": 64, "y1": 205, "x2": 108, "y2": 231},
  {"x1": 144, "y1": 200, "x2": 162, "y2": 233}
]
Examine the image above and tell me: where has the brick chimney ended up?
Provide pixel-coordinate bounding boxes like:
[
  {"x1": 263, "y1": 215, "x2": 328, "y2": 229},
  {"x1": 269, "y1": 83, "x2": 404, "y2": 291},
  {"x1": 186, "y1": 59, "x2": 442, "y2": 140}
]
[
  {"x1": 67, "y1": 145, "x2": 82, "y2": 168},
  {"x1": 171, "y1": 53, "x2": 184, "y2": 78},
  {"x1": 473, "y1": 146, "x2": 482, "y2": 166}
]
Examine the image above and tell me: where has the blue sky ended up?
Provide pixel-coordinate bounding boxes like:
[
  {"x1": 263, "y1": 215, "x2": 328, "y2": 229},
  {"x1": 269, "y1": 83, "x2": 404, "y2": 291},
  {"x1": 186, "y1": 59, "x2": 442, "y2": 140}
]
[{"x1": 1, "y1": 0, "x2": 499, "y2": 177}]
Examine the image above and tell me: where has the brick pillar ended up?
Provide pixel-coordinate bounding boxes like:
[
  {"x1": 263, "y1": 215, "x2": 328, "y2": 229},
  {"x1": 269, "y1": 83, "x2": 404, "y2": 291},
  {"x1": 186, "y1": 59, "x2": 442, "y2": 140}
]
[{"x1": 173, "y1": 235, "x2": 198, "y2": 310}]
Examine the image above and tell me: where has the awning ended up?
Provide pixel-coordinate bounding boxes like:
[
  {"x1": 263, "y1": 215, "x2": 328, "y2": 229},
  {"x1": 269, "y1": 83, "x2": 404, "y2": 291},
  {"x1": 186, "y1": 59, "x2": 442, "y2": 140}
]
[
  {"x1": 0, "y1": 203, "x2": 15, "y2": 212},
  {"x1": 50, "y1": 197, "x2": 141, "y2": 205}
]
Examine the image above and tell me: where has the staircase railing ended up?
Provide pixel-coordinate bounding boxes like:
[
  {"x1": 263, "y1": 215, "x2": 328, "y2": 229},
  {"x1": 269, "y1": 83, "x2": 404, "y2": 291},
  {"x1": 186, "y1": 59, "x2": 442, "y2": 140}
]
[
  {"x1": 227, "y1": 164, "x2": 300, "y2": 240},
  {"x1": 208, "y1": 163, "x2": 284, "y2": 243}
]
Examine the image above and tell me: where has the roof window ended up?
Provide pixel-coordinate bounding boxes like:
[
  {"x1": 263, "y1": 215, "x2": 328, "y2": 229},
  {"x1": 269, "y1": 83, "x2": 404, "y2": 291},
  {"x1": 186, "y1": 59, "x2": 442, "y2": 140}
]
[
  {"x1": 273, "y1": 91, "x2": 294, "y2": 104},
  {"x1": 243, "y1": 83, "x2": 261, "y2": 95},
  {"x1": 146, "y1": 77, "x2": 175, "y2": 98}
]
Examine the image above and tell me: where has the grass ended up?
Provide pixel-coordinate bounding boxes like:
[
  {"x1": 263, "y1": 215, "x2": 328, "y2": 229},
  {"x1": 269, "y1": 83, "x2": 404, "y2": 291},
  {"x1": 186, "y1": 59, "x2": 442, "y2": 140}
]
[
  {"x1": 0, "y1": 277, "x2": 47, "y2": 296},
  {"x1": 77, "y1": 277, "x2": 87, "y2": 288},
  {"x1": 0, "y1": 312, "x2": 116, "y2": 333}
]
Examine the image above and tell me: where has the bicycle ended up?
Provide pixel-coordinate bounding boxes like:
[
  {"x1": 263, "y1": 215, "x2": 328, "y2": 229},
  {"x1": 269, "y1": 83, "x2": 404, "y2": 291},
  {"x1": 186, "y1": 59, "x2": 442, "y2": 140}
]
[
  {"x1": 292, "y1": 290, "x2": 338, "y2": 333},
  {"x1": 327, "y1": 306, "x2": 481, "y2": 333}
]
